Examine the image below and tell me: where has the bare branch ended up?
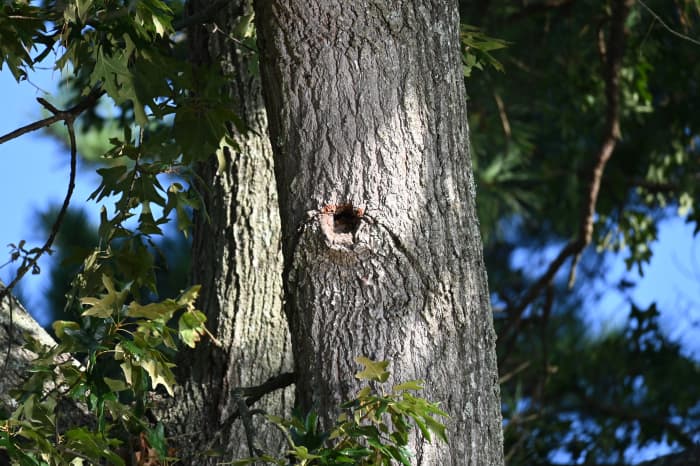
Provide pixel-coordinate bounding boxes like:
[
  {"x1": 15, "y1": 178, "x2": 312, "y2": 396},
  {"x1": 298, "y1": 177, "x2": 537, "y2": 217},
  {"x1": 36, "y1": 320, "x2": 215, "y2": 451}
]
[
  {"x1": 0, "y1": 90, "x2": 100, "y2": 302},
  {"x1": 221, "y1": 372, "x2": 296, "y2": 425},
  {"x1": 493, "y1": 92, "x2": 512, "y2": 140},
  {"x1": 0, "y1": 88, "x2": 103, "y2": 145},
  {"x1": 502, "y1": 0, "x2": 634, "y2": 336},
  {"x1": 637, "y1": 0, "x2": 700, "y2": 46}
]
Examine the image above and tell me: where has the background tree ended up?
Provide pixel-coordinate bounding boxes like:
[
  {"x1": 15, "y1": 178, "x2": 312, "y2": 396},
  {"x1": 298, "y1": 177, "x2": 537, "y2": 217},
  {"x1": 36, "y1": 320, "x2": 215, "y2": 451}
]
[{"x1": 158, "y1": 1, "x2": 293, "y2": 461}]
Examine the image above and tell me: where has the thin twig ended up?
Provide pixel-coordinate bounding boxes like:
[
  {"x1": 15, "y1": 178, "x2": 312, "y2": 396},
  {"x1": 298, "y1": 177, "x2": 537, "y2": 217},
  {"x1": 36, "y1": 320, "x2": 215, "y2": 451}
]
[
  {"x1": 233, "y1": 387, "x2": 261, "y2": 458},
  {"x1": 0, "y1": 95, "x2": 87, "y2": 302},
  {"x1": 212, "y1": 21, "x2": 259, "y2": 53},
  {"x1": 499, "y1": 360, "x2": 531, "y2": 385},
  {"x1": 637, "y1": 0, "x2": 700, "y2": 46},
  {"x1": 0, "y1": 88, "x2": 103, "y2": 146},
  {"x1": 0, "y1": 114, "x2": 67, "y2": 145},
  {"x1": 493, "y1": 92, "x2": 512, "y2": 140}
]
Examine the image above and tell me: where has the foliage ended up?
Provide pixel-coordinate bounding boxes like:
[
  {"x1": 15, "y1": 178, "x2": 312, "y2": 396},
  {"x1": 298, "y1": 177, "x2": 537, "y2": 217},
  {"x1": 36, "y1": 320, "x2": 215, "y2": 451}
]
[
  {"x1": 459, "y1": 0, "x2": 700, "y2": 463},
  {"x1": 31, "y1": 205, "x2": 190, "y2": 329},
  {"x1": 1, "y1": 1, "x2": 462, "y2": 463},
  {"x1": 461, "y1": 24, "x2": 509, "y2": 77},
  {"x1": 0, "y1": 0, "x2": 230, "y2": 463},
  {"x1": 232, "y1": 357, "x2": 447, "y2": 466},
  {"x1": 0, "y1": 282, "x2": 206, "y2": 464}
]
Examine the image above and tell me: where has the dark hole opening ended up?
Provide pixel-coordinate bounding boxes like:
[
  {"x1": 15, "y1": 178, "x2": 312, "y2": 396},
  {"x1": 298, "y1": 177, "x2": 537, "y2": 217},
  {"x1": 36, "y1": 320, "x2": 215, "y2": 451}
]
[{"x1": 333, "y1": 206, "x2": 361, "y2": 234}]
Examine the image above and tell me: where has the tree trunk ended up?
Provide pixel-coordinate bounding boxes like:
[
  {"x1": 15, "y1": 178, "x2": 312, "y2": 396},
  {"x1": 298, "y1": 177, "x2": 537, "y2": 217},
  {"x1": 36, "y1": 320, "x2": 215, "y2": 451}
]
[
  {"x1": 161, "y1": 2, "x2": 293, "y2": 462},
  {"x1": 0, "y1": 290, "x2": 57, "y2": 415},
  {"x1": 254, "y1": 1, "x2": 504, "y2": 464}
]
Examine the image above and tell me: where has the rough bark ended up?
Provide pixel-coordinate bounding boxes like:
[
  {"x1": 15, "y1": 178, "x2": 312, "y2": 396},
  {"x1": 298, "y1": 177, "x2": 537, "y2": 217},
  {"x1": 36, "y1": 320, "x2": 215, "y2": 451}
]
[
  {"x1": 0, "y1": 290, "x2": 57, "y2": 415},
  {"x1": 160, "y1": 2, "x2": 293, "y2": 462},
  {"x1": 255, "y1": 1, "x2": 504, "y2": 465}
]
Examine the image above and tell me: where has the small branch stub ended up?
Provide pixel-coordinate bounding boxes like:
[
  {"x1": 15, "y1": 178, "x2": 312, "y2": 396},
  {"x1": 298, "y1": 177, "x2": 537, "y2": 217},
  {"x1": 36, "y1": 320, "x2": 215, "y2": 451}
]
[{"x1": 319, "y1": 203, "x2": 364, "y2": 248}]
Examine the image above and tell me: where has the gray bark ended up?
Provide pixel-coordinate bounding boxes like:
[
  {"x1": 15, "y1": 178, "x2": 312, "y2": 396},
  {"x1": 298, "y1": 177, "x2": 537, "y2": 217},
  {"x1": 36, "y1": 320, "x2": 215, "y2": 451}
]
[
  {"x1": 0, "y1": 290, "x2": 57, "y2": 415},
  {"x1": 255, "y1": 1, "x2": 504, "y2": 465},
  {"x1": 161, "y1": 2, "x2": 293, "y2": 462}
]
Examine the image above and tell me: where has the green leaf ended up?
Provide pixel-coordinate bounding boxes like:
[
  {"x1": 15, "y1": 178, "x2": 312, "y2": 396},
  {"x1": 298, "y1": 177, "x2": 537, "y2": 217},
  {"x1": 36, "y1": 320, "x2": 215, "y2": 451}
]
[
  {"x1": 119, "y1": 360, "x2": 135, "y2": 387},
  {"x1": 289, "y1": 445, "x2": 322, "y2": 461},
  {"x1": 75, "y1": 0, "x2": 94, "y2": 23},
  {"x1": 337, "y1": 447, "x2": 372, "y2": 458},
  {"x1": 65, "y1": 427, "x2": 125, "y2": 466},
  {"x1": 355, "y1": 356, "x2": 390, "y2": 382},
  {"x1": 103, "y1": 377, "x2": 128, "y2": 392},
  {"x1": 386, "y1": 445, "x2": 412, "y2": 466},
  {"x1": 356, "y1": 386, "x2": 371, "y2": 400},
  {"x1": 177, "y1": 285, "x2": 201, "y2": 308},
  {"x1": 392, "y1": 380, "x2": 424, "y2": 393},
  {"x1": 178, "y1": 309, "x2": 207, "y2": 348},
  {"x1": 52, "y1": 320, "x2": 81, "y2": 340},
  {"x1": 141, "y1": 357, "x2": 176, "y2": 396},
  {"x1": 146, "y1": 423, "x2": 167, "y2": 459},
  {"x1": 127, "y1": 299, "x2": 181, "y2": 320},
  {"x1": 423, "y1": 415, "x2": 447, "y2": 443},
  {"x1": 81, "y1": 274, "x2": 127, "y2": 318},
  {"x1": 173, "y1": 103, "x2": 221, "y2": 163}
]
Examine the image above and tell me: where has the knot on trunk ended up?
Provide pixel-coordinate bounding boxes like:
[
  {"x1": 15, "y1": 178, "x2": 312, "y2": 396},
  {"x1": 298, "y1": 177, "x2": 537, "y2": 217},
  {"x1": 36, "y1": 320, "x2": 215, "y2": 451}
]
[{"x1": 319, "y1": 203, "x2": 364, "y2": 248}]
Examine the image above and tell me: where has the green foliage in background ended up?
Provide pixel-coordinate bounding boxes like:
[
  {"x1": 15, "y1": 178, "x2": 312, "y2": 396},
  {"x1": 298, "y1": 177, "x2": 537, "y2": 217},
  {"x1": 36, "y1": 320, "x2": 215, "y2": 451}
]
[{"x1": 459, "y1": 0, "x2": 700, "y2": 463}]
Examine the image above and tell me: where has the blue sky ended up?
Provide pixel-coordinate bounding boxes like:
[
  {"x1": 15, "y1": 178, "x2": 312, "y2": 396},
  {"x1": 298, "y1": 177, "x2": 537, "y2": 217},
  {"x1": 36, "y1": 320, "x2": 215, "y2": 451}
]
[{"x1": 0, "y1": 67, "x2": 100, "y2": 323}]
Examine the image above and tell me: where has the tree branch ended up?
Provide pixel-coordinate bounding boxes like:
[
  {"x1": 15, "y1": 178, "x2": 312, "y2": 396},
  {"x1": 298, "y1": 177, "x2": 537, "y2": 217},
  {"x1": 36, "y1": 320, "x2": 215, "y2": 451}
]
[
  {"x1": 221, "y1": 372, "x2": 296, "y2": 425},
  {"x1": 0, "y1": 89, "x2": 103, "y2": 303},
  {"x1": 637, "y1": 0, "x2": 700, "y2": 47},
  {"x1": 0, "y1": 88, "x2": 103, "y2": 145},
  {"x1": 502, "y1": 0, "x2": 633, "y2": 338}
]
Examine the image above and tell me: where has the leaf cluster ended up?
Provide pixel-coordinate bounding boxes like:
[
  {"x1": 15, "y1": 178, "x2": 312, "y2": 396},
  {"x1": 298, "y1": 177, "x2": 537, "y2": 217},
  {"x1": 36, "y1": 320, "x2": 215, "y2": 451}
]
[
  {"x1": 0, "y1": 0, "x2": 245, "y2": 463},
  {"x1": 0, "y1": 280, "x2": 207, "y2": 464},
  {"x1": 233, "y1": 357, "x2": 448, "y2": 466}
]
